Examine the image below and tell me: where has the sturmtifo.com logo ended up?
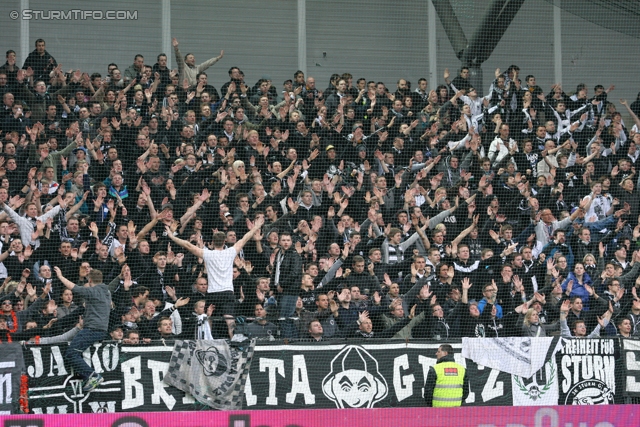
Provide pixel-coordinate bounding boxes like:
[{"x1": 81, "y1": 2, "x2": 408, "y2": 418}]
[{"x1": 10, "y1": 9, "x2": 138, "y2": 20}]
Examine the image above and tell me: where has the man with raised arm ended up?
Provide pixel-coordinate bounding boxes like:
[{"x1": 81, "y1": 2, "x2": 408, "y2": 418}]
[
  {"x1": 53, "y1": 267, "x2": 110, "y2": 393},
  {"x1": 165, "y1": 216, "x2": 265, "y2": 338},
  {"x1": 172, "y1": 37, "x2": 224, "y2": 86},
  {"x1": 0, "y1": 195, "x2": 67, "y2": 248}
]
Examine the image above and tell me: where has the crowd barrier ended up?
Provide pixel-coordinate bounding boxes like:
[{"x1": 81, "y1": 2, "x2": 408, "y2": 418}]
[{"x1": 1, "y1": 338, "x2": 640, "y2": 415}]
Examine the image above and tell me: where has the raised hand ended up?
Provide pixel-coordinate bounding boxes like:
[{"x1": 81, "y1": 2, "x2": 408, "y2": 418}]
[
  {"x1": 598, "y1": 308, "x2": 612, "y2": 327},
  {"x1": 419, "y1": 284, "x2": 433, "y2": 301},
  {"x1": 409, "y1": 304, "x2": 417, "y2": 319},
  {"x1": 20, "y1": 233, "x2": 33, "y2": 254},
  {"x1": 513, "y1": 275, "x2": 523, "y2": 290},
  {"x1": 584, "y1": 283, "x2": 595, "y2": 296},
  {"x1": 89, "y1": 221, "x2": 99, "y2": 236},
  {"x1": 446, "y1": 265, "x2": 455, "y2": 280},
  {"x1": 287, "y1": 197, "x2": 299, "y2": 213},
  {"x1": 340, "y1": 197, "x2": 349, "y2": 210},
  {"x1": 342, "y1": 242, "x2": 351, "y2": 259},
  {"x1": 383, "y1": 273, "x2": 392, "y2": 287},
  {"x1": 566, "y1": 280, "x2": 574, "y2": 295},
  {"x1": 243, "y1": 260, "x2": 254, "y2": 274},
  {"x1": 25, "y1": 282, "x2": 36, "y2": 298},
  {"x1": 174, "y1": 296, "x2": 190, "y2": 308}
]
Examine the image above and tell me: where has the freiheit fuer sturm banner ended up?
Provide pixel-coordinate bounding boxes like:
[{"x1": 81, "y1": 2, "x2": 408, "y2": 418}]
[
  {"x1": 14, "y1": 338, "x2": 638, "y2": 414},
  {"x1": 555, "y1": 338, "x2": 624, "y2": 405}
]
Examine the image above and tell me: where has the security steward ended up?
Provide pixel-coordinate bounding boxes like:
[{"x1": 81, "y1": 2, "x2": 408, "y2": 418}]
[{"x1": 424, "y1": 344, "x2": 469, "y2": 407}]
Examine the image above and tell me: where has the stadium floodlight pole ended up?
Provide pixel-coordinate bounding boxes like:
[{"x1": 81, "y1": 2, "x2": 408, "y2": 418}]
[
  {"x1": 431, "y1": 0, "x2": 468, "y2": 61},
  {"x1": 432, "y1": 0, "x2": 525, "y2": 96}
]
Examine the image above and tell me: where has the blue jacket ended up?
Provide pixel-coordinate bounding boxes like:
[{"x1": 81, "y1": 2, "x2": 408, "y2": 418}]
[
  {"x1": 561, "y1": 272, "x2": 593, "y2": 310},
  {"x1": 477, "y1": 298, "x2": 503, "y2": 319}
]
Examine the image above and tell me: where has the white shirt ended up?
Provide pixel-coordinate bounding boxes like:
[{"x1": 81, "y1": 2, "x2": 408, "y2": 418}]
[
  {"x1": 0, "y1": 241, "x2": 6, "y2": 279},
  {"x1": 582, "y1": 193, "x2": 611, "y2": 224},
  {"x1": 488, "y1": 136, "x2": 517, "y2": 168},
  {"x1": 109, "y1": 239, "x2": 126, "y2": 258},
  {"x1": 203, "y1": 246, "x2": 237, "y2": 293}
]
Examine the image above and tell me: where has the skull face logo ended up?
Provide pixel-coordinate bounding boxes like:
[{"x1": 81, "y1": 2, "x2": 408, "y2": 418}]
[
  {"x1": 195, "y1": 346, "x2": 228, "y2": 377},
  {"x1": 322, "y1": 345, "x2": 388, "y2": 408}
]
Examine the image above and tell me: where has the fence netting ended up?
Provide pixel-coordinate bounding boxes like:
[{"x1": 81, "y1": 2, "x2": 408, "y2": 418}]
[{"x1": 0, "y1": 0, "x2": 639, "y2": 417}]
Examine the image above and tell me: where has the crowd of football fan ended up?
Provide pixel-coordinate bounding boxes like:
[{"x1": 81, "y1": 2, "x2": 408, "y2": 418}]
[{"x1": 1, "y1": 37, "x2": 640, "y2": 344}]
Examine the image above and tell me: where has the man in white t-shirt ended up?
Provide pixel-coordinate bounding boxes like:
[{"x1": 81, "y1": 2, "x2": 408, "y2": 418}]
[
  {"x1": 582, "y1": 181, "x2": 612, "y2": 224},
  {"x1": 165, "y1": 215, "x2": 264, "y2": 338}
]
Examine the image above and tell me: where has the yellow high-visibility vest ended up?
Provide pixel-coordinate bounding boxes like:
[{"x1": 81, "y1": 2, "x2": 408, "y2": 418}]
[{"x1": 432, "y1": 361, "x2": 465, "y2": 407}]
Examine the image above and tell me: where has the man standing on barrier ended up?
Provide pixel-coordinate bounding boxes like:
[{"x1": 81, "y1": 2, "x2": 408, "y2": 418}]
[
  {"x1": 424, "y1": 344, "x2": 469, "y2": 407},
  {"x1": 54, "y1": 267, "x2": 111, "y2": 393}
]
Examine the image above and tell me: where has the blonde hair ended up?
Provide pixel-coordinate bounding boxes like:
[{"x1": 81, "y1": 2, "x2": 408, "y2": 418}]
[
  {"x1": 4, "y1": 281, "x2": 20, "y2": 295},
  {"x1": 523, "y1": 308, "x2": 538, "y2": 327},
  {"x1": 232, "y1": 160, "x2": 245, "y2": 175}
]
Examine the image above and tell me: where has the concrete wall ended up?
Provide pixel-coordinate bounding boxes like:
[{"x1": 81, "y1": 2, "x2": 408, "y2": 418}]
[
  {"x1": 26, "y1": 0, "x2": 162, "y2": 76},
  {"x1": 0, "y1": 0, "x2": 637, "y2": 102},
  {"x1": 306, "y1": 0, "x2": 429, "y2": 90}
]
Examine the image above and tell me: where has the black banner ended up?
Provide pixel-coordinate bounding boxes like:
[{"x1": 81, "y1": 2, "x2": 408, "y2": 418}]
[
  {"x1": 24, "y1": 342, "x2": 201, "y2": 414},
  {"x1": 621, "y1": 339, "x2": 640, "y2": 398},
  {"x1": 244, "y1": 341, "x2": 514, "y2": 409},
  {"x1": 555, "y1": 338, "x2": 622, "y2": 405},
  {"x1": 17, "y1": 338, "x2": 638, "y2": 414},
  {"x1": 24, "y1": 341, "x2": 516, "y2": 412},
  {"x1": 0, "y1": 343, "x2": 24, "y2": 414}
]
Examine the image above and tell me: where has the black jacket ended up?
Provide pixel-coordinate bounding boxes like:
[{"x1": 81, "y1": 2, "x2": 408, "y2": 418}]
[
  {"x1": 23, "y1": 49, "x2": 57, "y2": 82},
  {"x1": 271, "y1": 248, "x2": 302, "y2": 295}
]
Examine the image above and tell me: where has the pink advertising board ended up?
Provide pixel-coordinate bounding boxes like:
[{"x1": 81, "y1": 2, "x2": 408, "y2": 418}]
[{"x1": 1, "y1": 405, "x2": 637, "y2": 427}]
